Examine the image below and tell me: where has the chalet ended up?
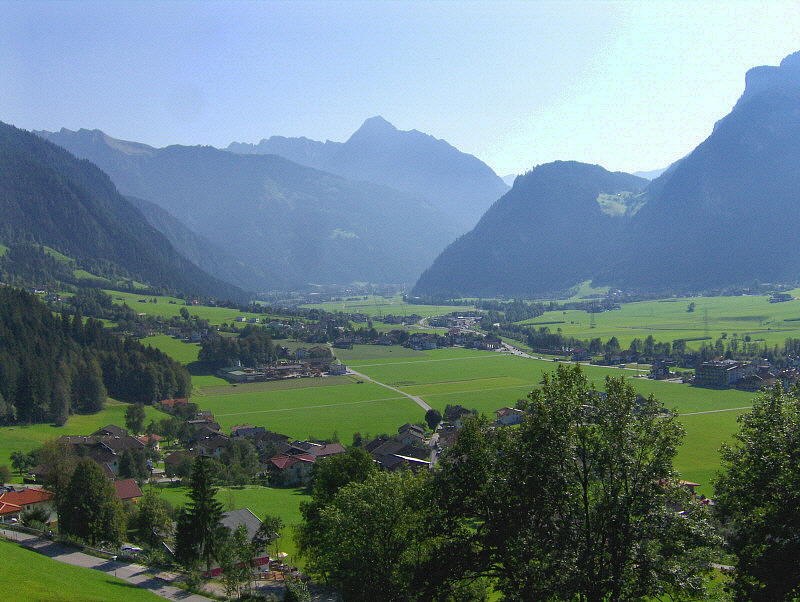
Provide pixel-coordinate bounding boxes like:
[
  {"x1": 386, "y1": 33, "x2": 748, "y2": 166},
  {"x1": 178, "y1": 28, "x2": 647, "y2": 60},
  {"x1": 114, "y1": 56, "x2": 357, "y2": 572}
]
[
  {"x1": 495, "y1": 407, "x2": 525, "y2": 426},
  {"x1": 137, "y1": 434, "x2": 163, "y2": 449},
  {"x1": 59, "y1": 429, "x2": 145, "y2": 476},
  {"x1": 649, "y1": 360, "x2": 672, "y2": 380},
  {"x1": 113, "y1": 479, "x2": 143, "y2": 503},
  {"x1": 231, "y1": 425, "x2": 266, "y2": 438},
  {"x1": 0, "y1": 487, "x2": 55, "y2": 522},
  {"x1": 194, "y1": 433, "x2": 229, "y2": 459},
  {"x1": 735, "y1": 373, "x2": 776, "y2": 391},
  {"x1": 397, "y1": 424, "x2": 425, "y2": 445},
  {"x1": 160, "y1": 398, "x2": 189, "y2": 409},
  {"x1": 203, "y1": 508, "x2": 270, "y2": 577},
  {"x1": 270, "y1": 453, "x2": 315, "y2": 486}
]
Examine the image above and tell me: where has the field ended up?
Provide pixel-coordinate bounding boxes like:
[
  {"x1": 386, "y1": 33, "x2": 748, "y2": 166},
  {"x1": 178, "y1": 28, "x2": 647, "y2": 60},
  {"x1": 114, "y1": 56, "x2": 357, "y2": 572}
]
[
  {"x1": 105, "y1": 290, "x2": 280, "y2": 326},
  {"x1": 519, "y1": 288, "x2": 800, "y2": 348},
  {"x1": 0, "y1": 538, "x2": 161, "y2": 601},
  {"x1": 0, "y1": 401, "x2": 163, "y2": 482},
  {"x1": 302, "y1": 294, "x2": 474, "y2": 318}
]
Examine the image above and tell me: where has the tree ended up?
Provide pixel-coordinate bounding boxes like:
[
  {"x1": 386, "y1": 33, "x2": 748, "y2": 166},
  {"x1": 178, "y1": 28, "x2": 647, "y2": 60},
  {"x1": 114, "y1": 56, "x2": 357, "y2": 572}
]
[
  {"x1": 119, "y1": 449, "x2": 148, "y2": 483},
  {"x1": 714, "y1": 384, "x2": 800, "y2": 600},
  {"x1": 218, "y1": 524, "x2": 252, "y2": 599},
  {"x1": 425, "y1": 408, "x2": 442, "y2": 430},
  {"x1": 57, "y1": 458, "x2": 124, "y2": 546},
  {"x1": 131, "y1": 487, "x2": 173, "y2": 547},
  {"x1": 0, "y1": 464, "x2": 10, "y2": 483},
  {"x1": 304, "y1": 471, "x2": 436, "y2": 601},
  {"x1": 687, "y1": 302, "x2": 696, "y2": 312},
  {"x1": 10, "y1": 450, "x2": 35, "y2": 476},
  {"x1": 435, "y1": 364, "x2": 718, "y2": 601},
  {"x1": 175, "y1": 457, "x2": 225, "y2": 571},
  {"x1": 125, "y1": 403, "x2": 146, "y2": 435}
]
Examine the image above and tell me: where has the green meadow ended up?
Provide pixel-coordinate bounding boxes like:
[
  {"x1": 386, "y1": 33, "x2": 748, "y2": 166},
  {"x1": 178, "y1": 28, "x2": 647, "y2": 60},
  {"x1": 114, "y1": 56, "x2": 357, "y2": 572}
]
[
  {"x1": 0, "y1": 538, "x2": 161, "y2": 601},
  {"x1": 302, "y1": 293, "x2": 474, "y2": 317},
  {"x1": 519, "y1": 289, "x2": 800, "y2": 348},
  {"x1": 0, "y1": 401, "x2": 163, "y2": 482}
]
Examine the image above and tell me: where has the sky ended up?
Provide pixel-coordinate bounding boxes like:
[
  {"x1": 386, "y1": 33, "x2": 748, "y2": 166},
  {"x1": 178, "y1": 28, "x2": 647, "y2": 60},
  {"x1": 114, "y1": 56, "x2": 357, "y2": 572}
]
[{"x1": 3, "y1": 0, "x2": 800, "y2": 175}]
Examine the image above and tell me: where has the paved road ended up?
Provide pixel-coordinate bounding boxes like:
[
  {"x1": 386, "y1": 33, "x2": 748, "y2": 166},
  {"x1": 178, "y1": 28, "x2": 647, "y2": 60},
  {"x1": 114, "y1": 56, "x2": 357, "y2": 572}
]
[
  {"x1": 0, "y1": 528, "x2": 212, "y2": 601},
  {"x1": 347, "y1": 368, "x2": 432, "y2": 411}
]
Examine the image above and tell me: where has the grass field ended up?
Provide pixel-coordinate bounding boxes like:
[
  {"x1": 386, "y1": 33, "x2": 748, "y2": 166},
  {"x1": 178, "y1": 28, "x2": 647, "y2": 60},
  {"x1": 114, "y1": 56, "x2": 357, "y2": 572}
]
[
  {"x1": 0, "y1": 401, "x2": 163, "y2": 482},
  {"x1": 302, "y1": 294, "x2": 474, "y2": 318},
  {"x1": 0, "y1": 538, "x2": 161, "y2": 601},
  {"x1": 154, "y1": 483, "x2": 309, "y2": 563},
  {"x1": 519, "y1": 289, "x2": 800, "y2": 348},
  {"x1": 106, "y1": 290, "x2": 281, "y2": 326}
]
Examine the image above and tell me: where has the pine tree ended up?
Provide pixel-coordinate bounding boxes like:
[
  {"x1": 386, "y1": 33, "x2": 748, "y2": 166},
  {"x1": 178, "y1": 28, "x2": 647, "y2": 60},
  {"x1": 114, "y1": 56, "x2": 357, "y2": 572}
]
[{"x1": 175, "y1": 457, "x2": 225, "y2": 570}]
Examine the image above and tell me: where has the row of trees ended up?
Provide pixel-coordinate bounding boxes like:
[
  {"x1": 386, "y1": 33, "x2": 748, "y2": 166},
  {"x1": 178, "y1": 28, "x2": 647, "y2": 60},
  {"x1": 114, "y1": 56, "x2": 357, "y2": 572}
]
[
  {"x1": 199, "y1": 325, "x2": 276, "y2": 368},
  {"x1": 0, "y1": 288, "x2": 191, "y2": 425},
  {"x1": 299, "y1": 366, "x2": 800, "y2": 601}
]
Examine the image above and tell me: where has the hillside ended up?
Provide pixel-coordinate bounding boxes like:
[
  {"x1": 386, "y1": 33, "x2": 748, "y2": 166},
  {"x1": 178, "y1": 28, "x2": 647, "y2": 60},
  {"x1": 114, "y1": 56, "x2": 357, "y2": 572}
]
[
  {"x1": 600, "y1": 50, "x2": 800, "y2": 291},
  {"x1": 0, "y1": 122, "x2": 244, "y2": 299},
  {"x1": 227, "y1": 116, "x2": 509, "y2": 230},
  {"x1": 412, "y1": 161, "x2": 647, "y2": 298},
  {"x1": 37, "y1": 128, "x2": 459, "y2": 288}
]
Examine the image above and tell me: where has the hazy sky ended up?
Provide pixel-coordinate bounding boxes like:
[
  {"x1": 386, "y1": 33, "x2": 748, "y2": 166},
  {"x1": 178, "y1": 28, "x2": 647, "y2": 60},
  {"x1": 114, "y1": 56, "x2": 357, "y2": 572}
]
[{"x1": 3, "y1": 1, "x2": 800, "y2": 175}]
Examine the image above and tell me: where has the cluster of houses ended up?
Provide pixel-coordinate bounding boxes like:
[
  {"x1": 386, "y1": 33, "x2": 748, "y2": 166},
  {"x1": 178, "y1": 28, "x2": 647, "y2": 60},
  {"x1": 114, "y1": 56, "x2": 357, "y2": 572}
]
[
  {"x1": 404, "y1": 331, "x2": 502, "y2": 352},
  {"x1": 217, "y1": 359, "x2": 347, "y2": 383}
]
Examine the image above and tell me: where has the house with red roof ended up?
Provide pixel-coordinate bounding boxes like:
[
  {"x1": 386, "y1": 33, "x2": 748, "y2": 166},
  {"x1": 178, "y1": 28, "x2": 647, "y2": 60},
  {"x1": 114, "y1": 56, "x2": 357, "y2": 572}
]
[
  {"x1": 113, "y1": 479, "x2": 143, "y2": 503},
  {"x1": 0, "y1": 487, "x2": 55, "y2": 522},
  {"x1": 269, "y1": 453, "x2": 315, "y2": 486}
]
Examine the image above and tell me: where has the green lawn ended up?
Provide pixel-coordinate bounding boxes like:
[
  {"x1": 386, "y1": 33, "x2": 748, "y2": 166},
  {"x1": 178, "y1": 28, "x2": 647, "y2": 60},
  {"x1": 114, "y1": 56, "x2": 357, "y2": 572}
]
[
  {"x1": 302, "y1": 294, "x2": 474, "y2": 318},
  {"x1": 154, "y1": 483, "x2": 309, "y2": 563},
  {"x1": 518, "y1": 289, "x2": 800, "y2": 348},
  {"x1": 0, "y1": 401, "x2": 163, "y2": 482},
  {"x1": 0, "y1": 538, "x2": 161, "y2": 601},
  {"x1": 141, "y1": 334, "x2": 202, "y2": 364}
]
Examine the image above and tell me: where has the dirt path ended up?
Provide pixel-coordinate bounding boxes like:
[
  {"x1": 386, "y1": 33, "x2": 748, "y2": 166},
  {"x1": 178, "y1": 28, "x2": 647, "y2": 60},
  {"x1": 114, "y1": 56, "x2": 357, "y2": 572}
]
[{"x1": 347, "y1": 368, "x2": 432, "y2": 411}]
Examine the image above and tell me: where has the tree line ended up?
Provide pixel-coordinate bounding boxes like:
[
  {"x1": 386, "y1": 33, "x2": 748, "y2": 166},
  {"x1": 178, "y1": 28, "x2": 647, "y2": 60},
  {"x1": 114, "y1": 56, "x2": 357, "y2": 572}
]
[{"x1": 0, "y1": 287, "x2": 190, "y2": 425}]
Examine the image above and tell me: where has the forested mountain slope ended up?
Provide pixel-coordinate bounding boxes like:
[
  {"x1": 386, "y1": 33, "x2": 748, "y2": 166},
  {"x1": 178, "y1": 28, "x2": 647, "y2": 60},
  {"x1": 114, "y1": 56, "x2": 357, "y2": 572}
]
[
  {"x1": 0, "y1": 122, "x2": 244, "y2": 299},
  {"x1": 412, "y1": 162, "x2": 647, "y2": 298}
]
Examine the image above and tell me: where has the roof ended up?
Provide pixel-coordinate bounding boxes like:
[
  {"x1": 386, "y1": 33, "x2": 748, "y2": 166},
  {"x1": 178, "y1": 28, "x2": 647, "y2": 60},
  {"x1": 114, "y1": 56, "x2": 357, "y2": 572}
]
[
  {"x1": 164, "y1": 450, "x2": 195, "y2": 465},
  {"x1": 113, "y1": 479, "x2": 143, "y2": 501},
  {"x1": 160, "y1": 398, "x2": 189, "y2": 407},
  {"x1": 308, "y1": 443, "x2": 346, "y2": 458},
  {"x1": 137, "y1": 434, "x2": 163, "y2": 444},
  {"x1": 399, "y1": 423, "x2": 424, "y2": 434},
  {"x1": 495, "y1": 407, "x2": 524, "y2": 417},
  {"x1": 0, "y1": 488, "x2": 54, "y2": 509},
  {"x1": 0, "y1": 501, "x2": 22, "y2": 515},
  {"x1": 270, "y1": 454, "x2": 315, "y2": 469},
  {"x1": 221, "y1": 508, "x2": 262, "y2": 540},
  {"x1": 92, "y1": 424, "x2": 128, "y2": 437}
]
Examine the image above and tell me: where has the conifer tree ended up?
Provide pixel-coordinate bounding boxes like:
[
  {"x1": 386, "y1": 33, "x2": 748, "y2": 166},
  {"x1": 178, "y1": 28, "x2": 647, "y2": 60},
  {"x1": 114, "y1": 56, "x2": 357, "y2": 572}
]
[
  {"x1": 57, "y1": 457, "x2": 124, "y2": 545},
  {"x1": 175, "y1": 457, "x2": 225, "y2": 570}
]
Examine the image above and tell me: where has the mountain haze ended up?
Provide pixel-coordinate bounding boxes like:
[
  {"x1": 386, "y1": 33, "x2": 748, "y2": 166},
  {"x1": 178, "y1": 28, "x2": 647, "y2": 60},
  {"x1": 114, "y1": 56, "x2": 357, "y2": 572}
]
[
  {"x1": 0, "y1": 122, "x2": 245, "y2": 299},
  {"x1": 412, "y1": 162, "x2": 647, "y2": 298},
  {"x1": 227, "y1": 116, "x2": 510, "y2": 230},
  {"x1": 37, "y1": 128, "x2": 459, "y2": 289}
]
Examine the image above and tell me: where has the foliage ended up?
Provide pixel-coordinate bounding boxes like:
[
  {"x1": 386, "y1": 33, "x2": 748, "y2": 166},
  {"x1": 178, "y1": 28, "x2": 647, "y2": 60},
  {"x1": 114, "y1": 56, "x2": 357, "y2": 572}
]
[
  {"x1": 433, "y1": 364, "x2": 719, "y2": 601},
  {"x1": 714, "y1": 384, "x2": 800, "y2": 600},
  {"x1": 424, "y1": 408, "x2": 442, "y2": 430},
  {"x1": 175, "y1": 456, "x2": 226, "y2": 571},
  {"x1": 199, "y1": 325, "x2": 275, "y2": 368},
  {"x1": 125, "y1": 403, "x2": 146, "y2": 435},
  {"x1": 0, "y1": 464, "x2": 10, "y2": 483},
  {"x1": 21, "y1": 505, "x2": 50, "y2": 527},
  {"x1": 57, "y1": 457, "x2": 124, "y2": 546},
  {"x1": 131, "y1": 487, "x2": 174, "y2": 547}
]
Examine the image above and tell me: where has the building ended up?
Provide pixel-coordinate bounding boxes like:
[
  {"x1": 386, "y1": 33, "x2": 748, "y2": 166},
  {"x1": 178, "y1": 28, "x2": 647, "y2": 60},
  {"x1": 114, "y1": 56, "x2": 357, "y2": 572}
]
[
  {"x1": 113, "y1": 479, "x2": 143, "y2": 503},
  {"x1": 204, "y1": 508, "x2": 270, "y2": 577},
  {"x1": 0, "y1": 487, "x2": 55, "y2": 522},
  {"x1": 269, "y1": 453, "x2": 315, "y2": 486},
  {"x1": 694, "y1": 360, "x2": 755, "y2": 388},
  {"x1": 328, "y1": 363, "x2": 347, "y2": 376},
  {"x1": 495, "y1": 407, "x2": 525, "y2": 426}
]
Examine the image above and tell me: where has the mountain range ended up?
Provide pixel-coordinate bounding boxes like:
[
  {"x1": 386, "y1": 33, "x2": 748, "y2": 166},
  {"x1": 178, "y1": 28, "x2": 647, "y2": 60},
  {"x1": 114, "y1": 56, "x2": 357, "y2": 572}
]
[
  {"x1": 226, "y1": 116, "x2": 509, "y2": 230},
  {"x1": 414, "y1": 50, "x2": 800, "y2": 298},
  {"x1": 0, "y1": 122, "x2": 244, "y2": 299},
  {"x1": 36, "y1": 127, "x2": 464, "y2": 289}
]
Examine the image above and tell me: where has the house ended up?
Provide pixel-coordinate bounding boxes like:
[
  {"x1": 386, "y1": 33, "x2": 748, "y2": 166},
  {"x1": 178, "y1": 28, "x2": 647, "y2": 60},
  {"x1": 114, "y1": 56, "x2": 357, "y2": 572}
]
[
  {"x1": 247, "y1": 317, "x2": 260, "y2": 324},
  {"x1": 160, "y1": 398, "x2": 189, "y2": 409},
  {"x1": 270, "y1": 453, "x2": 315, "y2": 486},
  {"x1": 480, "y1": 335, "x2": 503, "y2": 351},
  {"x1": 231, "y1": 425, "x2": 266, "y2": 438},
  {"x1": 495, "y1": 407, "x2": 525, "y2": 426},
  {"x1": 397, "y1": 424, "x2": 425, "y2": 445},
  {"x1": 649, "y1": 360, "x2": 672, "y2": 380},
  {"x1": 328, "y1": 363, "x2": 347, "y2": 376},
  {"x1": 164, "y1": 450, "x2": 196, "y2": 476},
  {"x1": 203, "y1": 508, "x2": 270, "y2": 577},
  {"x1": 137, "y1": 434, "x2": 163, "y2": 449},
  {"x1": 194, "y1": 433, "x2": 230, "y2": 459},
  {"x1": 92, "y1": 424, "x2": 128, "y2": 438},
  {"x1": 0, "y1": 487, "x2": 55, "y2": 522},
  {"x1": 235, "y1": 316, "x2": 247, "y2": 322},
  {"x1": 113, "y1": 479, "x2": 143, "y2": 503}
]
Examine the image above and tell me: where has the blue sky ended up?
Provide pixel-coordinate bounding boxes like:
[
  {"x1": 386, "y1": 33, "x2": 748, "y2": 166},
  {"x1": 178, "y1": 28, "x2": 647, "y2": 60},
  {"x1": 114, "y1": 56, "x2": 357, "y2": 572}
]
[{"x1": 3, "y1": 0, "x2": 800, "y2": 175}]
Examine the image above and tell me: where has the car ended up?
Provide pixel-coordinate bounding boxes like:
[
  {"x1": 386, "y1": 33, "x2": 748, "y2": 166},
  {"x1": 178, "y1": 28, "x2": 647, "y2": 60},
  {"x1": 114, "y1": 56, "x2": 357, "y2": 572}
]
[{"x1": 121, "y1": 544, "x2": 143, "y2": 553}]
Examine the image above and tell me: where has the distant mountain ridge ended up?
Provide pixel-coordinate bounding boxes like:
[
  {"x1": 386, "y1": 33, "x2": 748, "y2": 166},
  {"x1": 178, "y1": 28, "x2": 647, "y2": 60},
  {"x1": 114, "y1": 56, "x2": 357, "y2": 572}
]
[
  {"x1": 0, "y1": 122, "x2": 245, "y2": 299},
  {"x1": 36, "y1": 127, "x2": 459, "y2": 289},
  {"x1": 414, "y1": 50, "x2": 800, "y2": 298},
  {"x1": 227, "y1": 116, "x2": 509, "y2": 230}
]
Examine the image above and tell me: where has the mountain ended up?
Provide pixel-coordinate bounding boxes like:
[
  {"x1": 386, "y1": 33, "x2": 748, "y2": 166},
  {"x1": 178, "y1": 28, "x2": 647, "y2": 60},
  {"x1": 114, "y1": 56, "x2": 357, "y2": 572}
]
[
  {"x1": 501, "y1": 174, "x2": 518, "y2": 187},
  {"x1": 36, "y1": 128, "x2": 459, "y2": 288},
  {"x1": 0, "y1": 122, "x2": 245, "y2": 299},
  {"x1": 632, "y1": 167, "x2": 667, "y2": 180},
  {"x1": 125, "y1": 196, "x2": 275, "y2": 292},
  {"x1": 412, "y1": 161, "x2": 648, "y2": 298},
  {"x1": 227, "y1": 116, "x2": 509, "y2": 230},
  {"x1": 600, "y1": 50, "x2": 800, "y2": 291}
]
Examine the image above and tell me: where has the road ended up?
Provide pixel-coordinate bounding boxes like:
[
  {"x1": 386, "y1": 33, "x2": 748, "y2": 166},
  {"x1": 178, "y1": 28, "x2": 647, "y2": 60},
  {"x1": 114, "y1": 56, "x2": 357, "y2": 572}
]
[
  {"x1": 0, "y1": 528, "x2": 212, "y2": 601},
  {"x1": 347, "y1": 368, "x2": 432, "y2": 411}
]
